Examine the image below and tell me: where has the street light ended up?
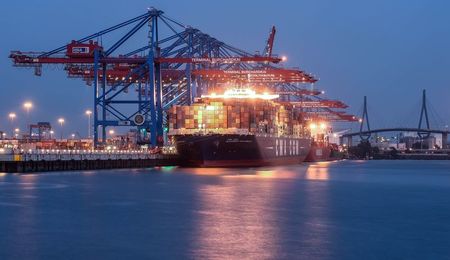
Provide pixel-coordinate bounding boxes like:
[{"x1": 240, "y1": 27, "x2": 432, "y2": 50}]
[
  {"x1": 23, "y1": 102, "x2": 33, "y2": 135},
  {"x1": 23, "y1": 102, "x2": 33, "y2": 112},
  {"x1": 9, "y1": 113, "x2": 16, "y2": 136},
  {"x1": 50, "y1": 130, "x2": 54, "y2": 139},
  {"x1": 14, "y1": 128, "x2": 20, "y2": 139},
  {"x1": 8, "y1": 112, "x2": 16, "y2": 121},
  {"x1": 108, "y1": 129, "x2": 115, "y2": 144},
  {"x1": 58, "y1": 118, "x2": 65, "y2": 140},
  {"x1": 85, "y1": 110, "x2": 92, "y2": 139}
]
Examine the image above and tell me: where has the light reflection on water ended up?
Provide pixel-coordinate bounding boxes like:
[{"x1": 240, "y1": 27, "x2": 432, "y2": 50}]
[
  {"x1": 180, "y1": 163, "x2": 332, "y2": 182},
  {"x1": 192, "y1": 175, "x2": 280, "y2": 259},
  {"x1": 305, "y1": 164, "x2": 330, "y2": 181},
  {"x1": 180, "y1": 163, "x2": 333, "y2": 258},
  {"x1": 182, "y1": 165, "x2": 312, "y2": 179},
  {"x1": 6, "y1": 172, "x2": 39, "y2": 258},
  {"x1": 1, "y1": 161, "x2": 450, "y2": 259}
]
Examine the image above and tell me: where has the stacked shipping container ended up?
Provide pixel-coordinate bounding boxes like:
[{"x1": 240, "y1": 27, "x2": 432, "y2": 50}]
[{"x1": 168, "y1": 98, "x2": 306, "y2": 137}]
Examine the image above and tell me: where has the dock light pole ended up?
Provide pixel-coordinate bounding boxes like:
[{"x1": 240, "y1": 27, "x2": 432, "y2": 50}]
[
  {"x1": 14, "y1": 128, "x2": 20, "y2": 139},
  {"x1": 8, "y1": 112, "x2": 16, "y2": 137},
  {"x1": 23, "y1": 102, "x2": 33, "y2": 114},
  {"x1": 108, "y1": 129, "x2": 115, "y2": 145},
  {"x1": 23, "y1": 102, "x2": 33, "y2": 140},
  {"x1": 85, "y1": 110, "x2": 92, "y2": 139},
  {"x1": 58, "y1": 118, "x2": 65, "y2": 140}
]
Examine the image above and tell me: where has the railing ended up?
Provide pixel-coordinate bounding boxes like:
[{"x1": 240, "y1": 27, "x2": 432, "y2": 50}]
[{"x1": 0, "y1": 149, "x2": 169, "y2": 162}]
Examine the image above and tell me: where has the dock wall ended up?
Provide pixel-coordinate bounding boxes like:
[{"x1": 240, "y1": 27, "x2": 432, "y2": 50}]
[{"x1": 0, "y1": 152, "x2": 179, "y2": 173}]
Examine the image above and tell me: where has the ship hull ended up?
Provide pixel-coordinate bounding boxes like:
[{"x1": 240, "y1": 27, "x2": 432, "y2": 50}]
[{"x1": 174, "y1": 134, "x2": 311, "y2": 167}]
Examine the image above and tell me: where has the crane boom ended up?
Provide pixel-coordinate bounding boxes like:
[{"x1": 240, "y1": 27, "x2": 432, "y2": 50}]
[
  {"x1": 263, "y1": 26, "x2": 276, "y2": 57},
  {"x1": 10, "y1": 52, "x2": 281, "y2": 65}
]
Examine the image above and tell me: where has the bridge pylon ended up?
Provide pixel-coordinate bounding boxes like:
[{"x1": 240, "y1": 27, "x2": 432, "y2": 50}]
[
  {"x1": 359, "y1": 96, "x2": 371, "y2": 141},
  {"x1": 417, "y1": 89, "x2": 431, "y2": 139}
]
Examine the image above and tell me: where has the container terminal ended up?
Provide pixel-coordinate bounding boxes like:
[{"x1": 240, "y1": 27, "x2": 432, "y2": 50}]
[{"x1": 1, "y1": 8, "x2": 359, "y2": 172}]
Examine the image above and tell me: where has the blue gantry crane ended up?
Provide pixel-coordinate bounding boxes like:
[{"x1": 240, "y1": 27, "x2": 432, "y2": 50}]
[{"x1": 10, "y1": 8, "x2": 343, "y2": 148}]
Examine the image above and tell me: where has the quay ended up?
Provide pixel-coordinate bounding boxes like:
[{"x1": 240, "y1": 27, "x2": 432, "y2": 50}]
[
  {"x1": 0, "y1": 150, "x2": 180, "y2": 173},
  {"x1": 373, "y1": 150, "x2": 450, "y2": 160}
]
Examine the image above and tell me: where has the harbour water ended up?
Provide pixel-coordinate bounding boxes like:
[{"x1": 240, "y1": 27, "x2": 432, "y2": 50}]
[{"x1": 1, "y1": 160, "x2": 450, "y2": 259}]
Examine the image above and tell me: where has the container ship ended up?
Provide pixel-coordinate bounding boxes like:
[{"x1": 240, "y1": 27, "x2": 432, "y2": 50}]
[{"x1": 167, "y1": 88, "x2": 311, "y2": 167}]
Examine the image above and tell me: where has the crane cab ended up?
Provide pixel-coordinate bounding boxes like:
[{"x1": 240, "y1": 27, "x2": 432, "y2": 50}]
[{"x1": 66, "y1": 40, "x2": 103, "y2": 58}]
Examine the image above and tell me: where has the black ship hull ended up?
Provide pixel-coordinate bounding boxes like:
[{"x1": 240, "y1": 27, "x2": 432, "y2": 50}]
[{"x1": 174, "y1": 134, "x2": 311, "y2": 167}]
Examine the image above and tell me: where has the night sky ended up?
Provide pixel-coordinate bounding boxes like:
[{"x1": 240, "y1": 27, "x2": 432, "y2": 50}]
[{"x1": 1, "y1": 0, "x2": 449, "y2": 137}]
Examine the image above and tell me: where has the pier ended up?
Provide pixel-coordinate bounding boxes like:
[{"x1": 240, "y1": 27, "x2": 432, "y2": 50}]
[{"x1": 0, "y1": 150, "x2": 179, "y2": 173}]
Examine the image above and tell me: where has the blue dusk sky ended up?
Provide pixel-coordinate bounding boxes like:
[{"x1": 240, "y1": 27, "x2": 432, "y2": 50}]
[{"x1": 0, "y1": 0, "x2": 449, "y2": 136}]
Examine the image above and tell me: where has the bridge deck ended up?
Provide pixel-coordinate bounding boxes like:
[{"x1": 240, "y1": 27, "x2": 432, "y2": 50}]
[{"x1": 343, "y1": 128, "x2": 449, "y2": 138}]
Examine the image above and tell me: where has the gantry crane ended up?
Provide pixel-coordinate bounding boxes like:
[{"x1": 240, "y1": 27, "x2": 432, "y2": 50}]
[{"x1": 10, "y1": 8, "x2": 355, "y2": 148}]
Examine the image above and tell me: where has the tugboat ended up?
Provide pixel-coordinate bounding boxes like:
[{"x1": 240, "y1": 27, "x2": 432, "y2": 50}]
[{"x1": 304, "y1": 121, "x2": 344, "y2": 162}]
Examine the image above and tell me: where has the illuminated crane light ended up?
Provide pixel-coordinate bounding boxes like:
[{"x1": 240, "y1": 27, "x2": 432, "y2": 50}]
[
  {"x1": 202, "y1": 88, "x2": 279, "y2": 100},
  {"x1": 23, "y1": 102, "x2": 33, "y2": 110}
]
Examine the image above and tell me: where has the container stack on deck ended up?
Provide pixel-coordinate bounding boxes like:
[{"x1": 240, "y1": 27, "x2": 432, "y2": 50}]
[{"x1": 168, "y1": 97, "x2": 306, "y2": 137}]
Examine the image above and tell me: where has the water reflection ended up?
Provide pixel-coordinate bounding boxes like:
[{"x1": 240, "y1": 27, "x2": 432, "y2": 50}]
[
  {"x1": 152, "y1": 166, "x2": 179, "y2": 173},
  {"x1": 1, "y1": 163, "x2": 333, "y2": 259},
  {"x1": 297, "y1": 165, "x2": 332, "y2": 258},
  {"x1": 7, "y1": 173, "x2": 39, "y2": 257},
  {"x1": 184, "y1": 166, "x2": 311, "y2": 180},
  {"x1": 182, "y1": 167, "x2": 234, "y2": 176},
  {"x1": 2, "y1": 161, "x2": 450, "y2": 258},
  {"x1": 188, "y1": 164, "x2": 333, "y2": 258},
  {"x1": 192, "y1": 174, "x2": 280, "y2": 258},
  {"x1": 305, "y1": 163, "x2": 330, "y2": 181}
]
